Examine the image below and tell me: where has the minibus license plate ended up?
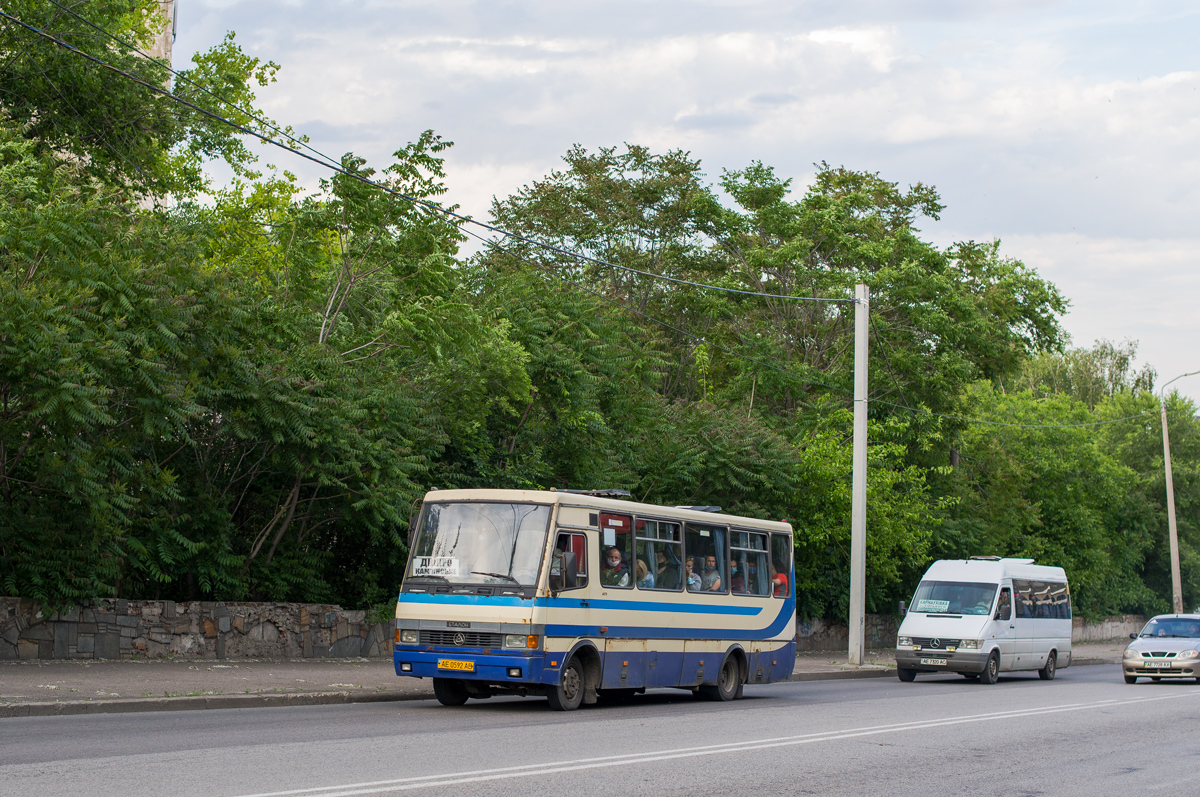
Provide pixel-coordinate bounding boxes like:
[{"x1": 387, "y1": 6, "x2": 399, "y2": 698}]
[
  {"x1": 1143, "y1": 661, "x2": 1170, "y2": 669},
  {"x1": 438, "y1": 659, "x2": 475, "y2": 672},
  {"x1": 919, "y1": 657, "x2": 947, "y2": 666}
]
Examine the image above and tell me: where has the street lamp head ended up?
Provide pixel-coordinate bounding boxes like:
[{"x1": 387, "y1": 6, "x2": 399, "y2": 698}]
[{"x1": 1161, "y1": 369, "x2": 1200, "y2": 398}]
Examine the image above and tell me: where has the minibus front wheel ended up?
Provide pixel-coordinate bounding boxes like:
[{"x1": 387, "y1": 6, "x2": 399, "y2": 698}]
[{"x1": 979, "y1": 651, "x2": 1000, "y2": 685}]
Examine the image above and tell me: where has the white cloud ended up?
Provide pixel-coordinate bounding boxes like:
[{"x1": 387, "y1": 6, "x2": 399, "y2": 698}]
[{"x1": 177, "y1": 0, "x2": 1200, "y2": 402}]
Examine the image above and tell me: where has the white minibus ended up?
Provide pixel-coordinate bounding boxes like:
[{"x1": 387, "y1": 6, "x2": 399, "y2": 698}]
[{"x1": 895, "y1": 557, "x2": 1072, "y2": 684}]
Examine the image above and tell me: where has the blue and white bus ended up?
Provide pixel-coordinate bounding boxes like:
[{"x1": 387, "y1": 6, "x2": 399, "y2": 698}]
[{"x1": 393, "y1": 488, "x2": 796, "y2": 710}]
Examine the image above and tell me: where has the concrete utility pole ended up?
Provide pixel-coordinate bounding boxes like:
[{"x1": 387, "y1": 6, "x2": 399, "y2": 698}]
[
  {"x1": 849, "y1": 284, "x2": 869, "y2": 665},
  {"x1": 1161, "y1": 369, "x2": 1199, "y2": 614}
]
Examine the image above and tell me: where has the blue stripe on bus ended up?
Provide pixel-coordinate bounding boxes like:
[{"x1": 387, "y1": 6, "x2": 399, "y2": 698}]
[
  {"x1": 539, "y1": 597, "x2": 762, "y2": 615},
  {"x1": 398, "y1": 593, "x2": 767, "y2": 616},
  {"x1": 544, "y1": 599, "x2": 796, "y2": 641}
]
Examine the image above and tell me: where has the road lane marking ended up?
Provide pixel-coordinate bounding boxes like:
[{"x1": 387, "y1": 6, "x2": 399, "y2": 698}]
[{"x1": 229, "y1": 689, "x2": 1200, "y2": 797}]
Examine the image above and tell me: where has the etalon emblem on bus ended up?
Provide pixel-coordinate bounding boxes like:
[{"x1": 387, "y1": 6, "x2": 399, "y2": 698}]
[{"x1": 453, "y1": 633, "x2": 465, "y2": 646}]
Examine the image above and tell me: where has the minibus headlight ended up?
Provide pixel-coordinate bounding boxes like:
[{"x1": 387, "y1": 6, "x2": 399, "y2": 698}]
[
  {"x1": 504, "y1": 634, "x2": 530, "y2": 648},
  {"x1": 1176, "y1": 649, "x2": 1199, "y2": 660},
  {"x1": 897, "y1": 636, "x2": 912, "y2": 647},
  {"x1": 400, "y1": 629, "x2": 418, "y2": 644},
  {"x1": 958, "y1": 639, "x2": 982, "y2": 650}
]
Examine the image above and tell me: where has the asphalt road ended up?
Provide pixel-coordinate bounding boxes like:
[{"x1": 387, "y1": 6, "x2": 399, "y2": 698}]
[{"x1": 3, "y1": 664, "x2": 1198, "y2": 797}]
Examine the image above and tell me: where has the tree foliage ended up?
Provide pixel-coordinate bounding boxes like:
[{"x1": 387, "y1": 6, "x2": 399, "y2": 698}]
[{"x1": 1, "y1": 16, "x2": 1194, "y2": 620}]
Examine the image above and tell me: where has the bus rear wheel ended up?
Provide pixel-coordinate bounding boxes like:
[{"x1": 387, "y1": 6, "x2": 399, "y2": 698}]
[
  {"x1": 432, "y1": 678, "x2": 469, "y2": 706},
  {"x1": 547, "y1": 657, "x2": 585, "y2": 711},
  {"x1": 701, "y1": 656, "x2": 740, "y2": 701}
]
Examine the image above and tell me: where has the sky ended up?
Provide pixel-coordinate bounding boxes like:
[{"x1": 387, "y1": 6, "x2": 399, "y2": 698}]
[{"x1": 174, "y1": 0, "x2": 1200, "y2": 404}]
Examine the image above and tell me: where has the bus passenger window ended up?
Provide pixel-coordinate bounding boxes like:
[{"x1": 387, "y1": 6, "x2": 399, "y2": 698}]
[
  {"x1": 598, "y1": 513, "x2": 632, "y2": 588},
  {"x1": 685, "y1": 523, "x2": 728, "y2": 593},
  {"x1": 730, "y1": 530, "x2": 770, "y2": 596},
  {"x1": 635, "y1": 519, "x2": 682, "y2": 590},
  {"x1": 770, "y1": 533, "x2": 792, "y2": 598}
]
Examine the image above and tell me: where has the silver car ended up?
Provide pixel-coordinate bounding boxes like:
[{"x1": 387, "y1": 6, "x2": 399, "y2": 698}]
[{"x1": 1122, "y1": 614, "x2": 1200, "y2": 683}]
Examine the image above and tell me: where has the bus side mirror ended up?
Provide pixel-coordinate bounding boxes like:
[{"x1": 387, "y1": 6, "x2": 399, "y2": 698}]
[
  {"x1": 898, "y1": 600, "x2": 906, "y2": 617},
  {"x1": 564, "y1": 551, "x2": 578, "y2": 589},
  {"x1": 550, "y1": 551, "x2": 578, "y2": 593}
]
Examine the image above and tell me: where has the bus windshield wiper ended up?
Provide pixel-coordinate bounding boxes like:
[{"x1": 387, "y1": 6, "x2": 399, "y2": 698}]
[
  {"x1": 407, "y1": 575, "x2": 450, "y2": 583},
  {"x1": 471, "y1": 571, "x2": 521, "y2": 585}
]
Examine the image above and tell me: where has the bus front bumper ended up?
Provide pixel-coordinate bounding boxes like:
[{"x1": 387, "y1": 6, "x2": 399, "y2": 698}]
[{"x1": 394, "y1": 646, "x2": 556, "y2": 685}]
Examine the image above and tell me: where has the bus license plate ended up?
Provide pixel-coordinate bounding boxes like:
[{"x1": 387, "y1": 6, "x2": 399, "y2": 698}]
[
  {"x1": 920, "y1": 658, "x2": 947, "y2": 666},
  {"x1": 438, "y1": 659, "x2": 475, "y2": 672},
  {"x1": 1143, "y1": 661, "x2": 1170, "y2": 669}
]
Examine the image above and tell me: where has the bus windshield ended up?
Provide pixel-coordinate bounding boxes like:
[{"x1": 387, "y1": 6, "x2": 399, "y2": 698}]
[
  {"x1": 407, "y1": 502, "x2": 551, "y2": 587},
  {"x1": 911, "y1": 581, "x2": 998, "y2": 615}
]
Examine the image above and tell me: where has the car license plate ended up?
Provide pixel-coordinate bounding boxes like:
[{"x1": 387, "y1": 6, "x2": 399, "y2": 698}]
[
  {"x1": 920, "y1": 658, "x2": 947, "y2": 666},
  {"x1": 437, "y1": 659, "x2": 475, "y2": 672},
  {"x1": 1143, "y1": 661, "x2": 1171, "y2": 669}
]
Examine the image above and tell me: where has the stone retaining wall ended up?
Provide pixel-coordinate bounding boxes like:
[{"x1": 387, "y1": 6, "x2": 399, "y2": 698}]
[
  {"x1": 0, "y1": 597, "x2": 392, "y2": 661},
  {"x1": 796, "y1": 613, "x2": 1148, "y2": 652}
]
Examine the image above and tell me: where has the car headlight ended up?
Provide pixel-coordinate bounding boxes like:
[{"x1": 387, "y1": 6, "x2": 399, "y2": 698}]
[
  {"x1": 1175, "y1": 649, "x2": 1200, "y2": 660},
  {"x1": 897, "y1": 636, "x2": 912, "y2": 647},
  {"x1": 1123, "y1": 648, "x2": 1143, "y2": 659},
  {"x1": 958, "y1": 639, "x2": 982, "y2": 649},
  {"x1": 400, "y1": 629, "x2": 418, "y2": 644}
]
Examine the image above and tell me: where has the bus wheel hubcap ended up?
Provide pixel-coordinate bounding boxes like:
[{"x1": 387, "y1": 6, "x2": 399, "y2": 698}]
[{"x1": 563, "y1": 666, "x2": 580, "y2": 699}]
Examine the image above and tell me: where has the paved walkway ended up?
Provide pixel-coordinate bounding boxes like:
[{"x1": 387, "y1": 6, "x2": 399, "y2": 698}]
[{"x1": 0, "y1": 641, "x2": 1126, "y2": 717}]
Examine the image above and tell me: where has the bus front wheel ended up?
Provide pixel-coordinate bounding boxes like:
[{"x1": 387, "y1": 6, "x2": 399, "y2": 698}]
[
  {"x1": 547, "y1": 657, "x2": 585, "y2": 711},
  {"x1": 432, "y1": 678, "x2": 469, "y2": 706}
]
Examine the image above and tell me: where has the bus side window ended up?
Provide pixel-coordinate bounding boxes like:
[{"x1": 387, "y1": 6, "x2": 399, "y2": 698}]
[
  {"x1": 770, "y1": 533, "x2": 792, "y2": 598},
  {"x1": 554, "y1": 532, "x2": 588, "y2": 589}
]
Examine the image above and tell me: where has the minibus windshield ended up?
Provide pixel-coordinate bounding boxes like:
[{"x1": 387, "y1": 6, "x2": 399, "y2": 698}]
[
  {"x1": 911, "y1": 581, "x2": 998, "y2": 615},
  {"x1": 407, "y1": 502, "x2": 551, "y2": 587}
]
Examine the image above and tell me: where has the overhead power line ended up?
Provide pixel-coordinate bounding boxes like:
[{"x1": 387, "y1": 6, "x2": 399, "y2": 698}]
[
  {"x1": 2, "y1": 8, "x2": 1156, "y2": 433},
  {"x1": 3, "y1": 8, "x2": 853, "y2": 308}
]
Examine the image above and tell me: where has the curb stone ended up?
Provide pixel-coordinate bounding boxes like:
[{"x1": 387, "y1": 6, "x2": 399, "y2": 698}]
[{"x1": 0, "y1": 658, "x2": 1120, "y2": 718}]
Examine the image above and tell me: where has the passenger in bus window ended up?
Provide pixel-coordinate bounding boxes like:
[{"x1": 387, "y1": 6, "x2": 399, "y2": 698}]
[
  {"x1": 771, "y1": 565, "x2": 789, "y2": 597},
  {"x1": 655, "y1": 550, "x2": 680, "y2": 590},
  {"x1": 601, "y1": 547, "x2": 630, "y2": 587},
  {"x1": 685, "y1": 559, "x2": 703, "y2": 591},
  {"x1": 636, "y1": 559, "x2": 655, "y2": 589},
  {"x1": 702, "y1": 555, "x2": 722, "y2": 591},
  {"x1": 730, "y1": 559, "x2": 746, "y2": 594}
]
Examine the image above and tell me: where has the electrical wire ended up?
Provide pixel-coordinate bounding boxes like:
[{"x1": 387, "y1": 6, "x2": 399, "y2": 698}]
[
  {"x1": 3, "y1": 8, "x2": 853, "y2": 307},
  {"x1": 462, "y1": 226, "x2": 855, "y2": 398},
  {"x1": 2, "y1": 8, "x2": 1157, "y2": 433}
]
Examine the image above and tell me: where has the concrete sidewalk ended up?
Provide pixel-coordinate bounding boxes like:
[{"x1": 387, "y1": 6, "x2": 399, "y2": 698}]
[{"x1": 0, "y1": 642, "x2": 1126, "y2": 718}]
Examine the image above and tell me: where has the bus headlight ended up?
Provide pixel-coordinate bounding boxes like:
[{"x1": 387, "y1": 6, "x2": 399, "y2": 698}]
[
  {"x1": 400, "y1": 629, "x2": 418, "y2": 644},
  {"x1": 958, "y1": 639, "x2": 982, "y2": 649},
  {"x1": 505, "y1": 634, "x2": 538, "y2": 649},
  {"x1": 897, "y1": 636, "x2": 912, "y2": 647}
]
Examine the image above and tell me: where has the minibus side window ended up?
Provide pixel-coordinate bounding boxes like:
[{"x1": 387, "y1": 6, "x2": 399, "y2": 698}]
[{"x1": 995, "y1": 587, "x2": 1012, "y2": 621}]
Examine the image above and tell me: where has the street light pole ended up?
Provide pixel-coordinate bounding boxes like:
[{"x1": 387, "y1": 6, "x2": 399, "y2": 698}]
[
  {"x1": 1160, "y1": 369, "x2": 1199, "y2": 614},
  {"x1": 848, "y1": 284, "x2": 869, "y2": 665}
]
